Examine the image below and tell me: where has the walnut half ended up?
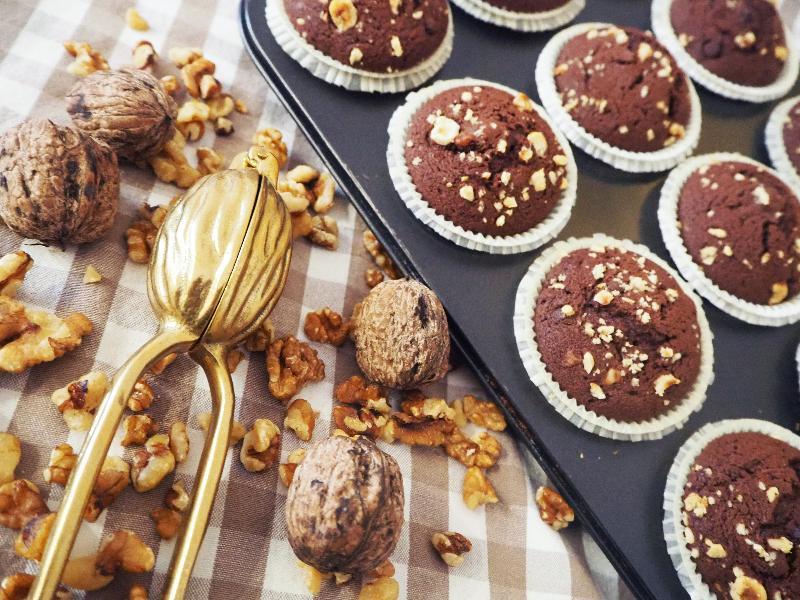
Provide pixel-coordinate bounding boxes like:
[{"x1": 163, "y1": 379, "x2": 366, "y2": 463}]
[{"x1": 535, "y1": 486, "x2": 574, "y2": 531}]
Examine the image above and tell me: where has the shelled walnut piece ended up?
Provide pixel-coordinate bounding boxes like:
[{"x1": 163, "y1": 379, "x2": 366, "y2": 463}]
[
  {"x1": 431, "y1": 531, "x2": 472, "y2": 567},
  {"x1": 132, "y1": 434, "x2": 175, "y2": 492},
  {"x1": 151, "y1": 506, "x2": 181, "y2": 539},
  {"x1": 279, "y1": 448, "x2": 307, "y2": 487},
  {"x1": 459, "y1": 394, "x2": 507, "y2": 431},
  {"x1": 462, "y1": 466, "x2": 499, "y2": 510},
  {"x1": 85, "y1": 456, "x2": 130, "y2": 522},
  {"x1": 359, "y1": 577, "x2": 400, "y2": 600},
  {"x1": 0, "y1": 479, "x2": 48, "y2": 529},
  {"x1": 535, "y1": 486, "x2": 574, "y2": 531},
  {"x1": 131, "y1": 40, "x2": 156, "y2": 71},
  {"x1": 0, "y1": 572, "x2": 71, "y2": 600},
  {"x1": 196, "y1": 412, "x2": 246, "y2": 446},
  {"x1": 0, "y1": 433, "x2": 21, "y2": 485},
  {"x1": 244, "y1": 318, "x2": 274, "y2": 352},
  {"x1": 363, "y1": 230, "x2": 400, "y2": 280},
  {"x1": 43, "y1": 443, "x2": 77, "y2": 485},
  {"x1": 59, "y1": 529, "x2": 155, "y2": 591},
  {"x1": 267, "y1": 335, "x2": 325, "y2": 401},
  {"x1": 240, "y1": 418, "x2": 281, "y2": 472},
  {"x1": 128, "y1": 379, "x2": 155, "y2": 411},
  {"x1": 128, "y1": 584, "x2": 148, "y2": 600},
  {"x1": 125, "y1": 200, "x2": 176, "y2": 264},
  {"x1": 284, "y1": 398, "x2": 316, "y2": 441},
  {"x1": 64, "y1": 40, "x2": 108, "y2": 76},
  {"x1": 304, "y1": 308, "x2": 349, "y2": 346},
  {"x1": 0, "y1": 252, "x2": 32, "y2": 297},
  {"x1": 51, "y1": 371, "x2": 109, "y2": 431},
  {"x1": 147, "y1": 130, "x2": 201, "y2": 189},
  {"x1": 122, "y1": 414, "x2": 158, "y2": 446},
  {"x1": 169, "y1": 421, "x2": 190, "y2": 463}
]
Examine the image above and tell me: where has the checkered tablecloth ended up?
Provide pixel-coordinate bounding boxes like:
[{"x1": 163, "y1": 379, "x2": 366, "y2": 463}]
[{"x1": 0, "y1": 1, "x2": 632, "y2": 598}]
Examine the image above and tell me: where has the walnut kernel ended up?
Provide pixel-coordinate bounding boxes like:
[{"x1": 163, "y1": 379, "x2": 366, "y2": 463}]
[
  {"x1": 85, "y1": 456, "x2": 130, "y2": 522},
  {"x1": 279, "y1": 448, "x2": 307, "y2": 487},
  {"x1": 304, "y1": 308, "x2": 349, "y2": 346},
  {"x1": 64, "y1": 41, "x2": 108, "y2": 77},
  {"x1": 51, "y1": 371, "x2": 109, "y2": 431},
  {"x1": 43, "y1": 442, "x2": 77, "y2": 485},
  {"x1": 252, "y1": 128, "x2": 288, "y2": 168},
  {"x1": 431, "y1": 531, "x2": 472, "y2": 567},
  {"x1": 308, "y1": 215, "x2": 339, "y2": 250},
  {"x1": 358, "y1": 578, "x2": 399, "y2": 600},
  {"x1": 462, "y1": 467, "x2": 499, "y2": 510},
  {"x1": 151, "y1": 507, "x2": 182, "y2": 539},
  {"x1": 169, "y1": 421, "x2": 190, "y2": 464},
  {"x1": 0, "y1": 433, "x2": 21, "y2": 485},
  {"x1": 132, "y1": 434, "x2": 175, "y2": 492},
  {"x1": 0, "y1": 479, "x2": 47, "y2": 529},
  {"x1": 535, "y1": 486, "x2": 574, "y2": 531},
  {"x1": 267, "y1": 336, "x2": 325, "y2": 401},
  {"x1": 240, "y1": 418, "x2": 281, "y2": 472},
  {"x1": 196, "y1": 412, "x2": 246, "y2": 445},
  {"x1": 125, "y1": 8, "x2": 149, "y2": 30},
  {"x1": 462, "y1": 395, "x2": 506, "y2": 431},
  {"x1": 127, "y1": 379, "x2": 155, "y2": 411},
  {"x1": 121, "y1": 414, "x2": 158, "y2": 446},
  {"x1": 285, "y1": 398, "x2": 316, "y2": 441}
]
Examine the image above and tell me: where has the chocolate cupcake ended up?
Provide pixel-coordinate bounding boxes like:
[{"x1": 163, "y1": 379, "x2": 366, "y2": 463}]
[
  {"x1": 536, "y1": 23, "x2": 702, "y2": 172},
  {"x1": 659, "y1": 153, "x2": 800, "y2": 326},
  {"x1": 652, "y1": 0, "x2": 799, "y2": 102},
  {"x1": 664, "y1": 420, "x2": 800, "y2": 600},
  {"x1": 449, "y1": 0, "x2": 584, "y2": 32},
  {"x1": 387, "y1": 79, "x2": 577, "y2": 254},
  {"x1": 766, "y1": 96, "x2": 800, "y2": 192},
  {"x1": 266, "y1": 0, "x2": 453, "y2": 93},
  {"x1": 514, "y1": 235, "x2": 713, "y2": 440}
]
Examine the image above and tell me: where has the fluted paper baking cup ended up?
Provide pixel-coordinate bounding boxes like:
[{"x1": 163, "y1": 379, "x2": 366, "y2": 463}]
[
  {"x1": 449, "y1": 0, "x2": 584, "y2": 32},
  {"x1": 663, "y1": 419, "x2": 800, "y2": 600},
  {"x1": 512, "y1": 234, "x2": 715, "y2": 440},
  {"x1": 652, "y1": 0, "x2": 800, "y2": 103},
  {"x1": 658, "y1": 152, "x2": 800, "y2": 326},
  {"x1": 534, "y1": 22, "x2": 703, "y2": 173},
  {"x1": 765, "y1": 95, "x2": 800, "y2": 194},
  {"x1": 265, "y1": 0, "x2": 453, "y2": 94},
  {"x1": 387, "y1": 78, "x2": 578, "y2": 254}
]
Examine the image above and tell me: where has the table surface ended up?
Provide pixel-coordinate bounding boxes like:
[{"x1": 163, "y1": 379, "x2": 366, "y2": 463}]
[{"x1": 241, "y1": 0, "x2": 800, "y2": 597}]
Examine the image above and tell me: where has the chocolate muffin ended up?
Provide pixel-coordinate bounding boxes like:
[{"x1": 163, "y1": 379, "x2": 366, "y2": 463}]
[
  {"x1": 783, "y1": 99, "x2": 800, "y2": 176},
  {"x1": 670, "y1": 0, "x2": 789, "y2": 87},
  {"x1": 677, "y1": 160, "x2": 800, "y2": 306},
  {"x1": 680, "y1": 431, "x2": 800, "y2": 600},
  {"x1": 482, "y1": 0, "x2": 570, "y2": 14},
  {"x1": 553, "y1": 25, "x2": 692, "y2": 153},
  {"x1": 403, "y1": 84, "x2": 571, "y2": 237},
  {"x1": 284, "y1": 0, "x2": 450, "y2": 74},
  {"x1": 533, "y1": 245, "x2": 702, "y2": 422}
]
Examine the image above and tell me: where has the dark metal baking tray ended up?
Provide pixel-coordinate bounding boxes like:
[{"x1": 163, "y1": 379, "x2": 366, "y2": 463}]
[{"x1": 239, "y1": 1, "x2": 800, "y2": 597}]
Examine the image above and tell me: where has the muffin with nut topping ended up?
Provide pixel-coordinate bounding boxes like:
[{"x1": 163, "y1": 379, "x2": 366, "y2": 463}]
[
  {"x1": 670, "y1": 0, "x2": 789, "y2": 88},
  {"x1": 676, "y1": 160, "x2": 800, "y2": 306},
  {"x1": 679, "y1": 431, "x2": 800, "y2": 600},
  {"x1": 268, "y1": 0, "x2": 453, "y2": 92},
  {"x1": 388, "y1": 79, "x2": 577, "y2": 253},
  {"x1": 553, "y1": 25, "x2": 692, "y2": 153},
  {"x1": 532, "y1": 244, "x2": 703, "y2": 423}
]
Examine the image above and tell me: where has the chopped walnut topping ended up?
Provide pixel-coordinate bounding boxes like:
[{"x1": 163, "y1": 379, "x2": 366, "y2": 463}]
[
  {"x1": 329, "y1": 0, "x2": 358, "y2": 30},
  {"x1": 0, "y1": 251, "x2": 32, "y2": 297},
  {"x1": 535, "y1": 486, "x2": 574, "y2": 531},
  {"x1": 284, "y1": 398, "x2": 316, "y2": 441},
  {"x1": 267, "y1": 336, "x2": 325, "y2": 401},
  {"x1": 430, "y1": 115, "x2": 460, "y2": 146},
  {"x1": 768, "y1": 281, "x2": 788, "y2": 305},
  {"x1": 653, "y1": 373, "x2": 680, "y2": 397},
  {"x1": 730, "y1": 574, "x2": 767, "y2": 600},
  {"x1": 431, "y1": 531, "x2": 472, "y2": 567},
  {"x1": 462, "y1": 466, "x2": 499, "y2": 510}
]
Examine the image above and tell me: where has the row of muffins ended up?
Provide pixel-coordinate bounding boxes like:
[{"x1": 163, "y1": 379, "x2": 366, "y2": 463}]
[
  {"x1": 266, "y1": 1, "x2": 800, "y2": 598},
  {"x1": 268, "y1": 0, "x2": 798, "y2": 98}
]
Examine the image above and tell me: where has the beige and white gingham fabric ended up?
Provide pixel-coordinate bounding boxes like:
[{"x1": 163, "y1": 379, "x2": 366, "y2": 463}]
[{"x1": 0, "y1": 1, "x2": 633, "y2": 598}]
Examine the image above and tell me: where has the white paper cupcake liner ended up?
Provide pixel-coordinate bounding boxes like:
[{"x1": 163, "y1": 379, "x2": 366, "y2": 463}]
[
  {"x1": 265, "y1": 0, "x2": 454, "y2": 94},
  {"x1": 651, "y1": 0, "x2": 800, "y2": 103},
  {"x1": 658, "y1": 152, "x2": 800, "y2": 326},
  {"x1": 765, "y1": 95, "x2": 800, "y2": 194},
  {"x1": 449, "y1": 0, "x2": 584, "y2": 32},
  {"x1": 662, "y1": 418, "x2": 800, "y2": 600},
  {"x1": 534, "y1": 22, "x2": 703, "y2": 173},
  {"x1": 386, "y1": 78, "x2": 578, "y2": 254},
  {"x1": 512, "y1": 234, "x2": 715, "y2": 441}
]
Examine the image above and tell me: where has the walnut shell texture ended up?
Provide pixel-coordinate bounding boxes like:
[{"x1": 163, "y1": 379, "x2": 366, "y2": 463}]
[
  {"x1": 351, "y1": 278, "x2": 450, "y2": 389},
  {"x1": 66, "y1": 68, "x2": 177, "y2": 160},
  {"x1": 285, "y1": 435, "x2": 404, "y2": 574},
  {"x1": 0, "y1": 119, "x2": 119, "y2": 244}
]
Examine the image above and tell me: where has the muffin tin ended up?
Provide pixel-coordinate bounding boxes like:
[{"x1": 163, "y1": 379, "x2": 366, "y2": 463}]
[{"x1": 241, "y1": 0, "x2": 800, "y2": 597}]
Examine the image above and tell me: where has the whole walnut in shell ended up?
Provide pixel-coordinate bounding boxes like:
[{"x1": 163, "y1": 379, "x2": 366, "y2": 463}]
[
  {"x1": 66, "y1": 68, "x2": 177, "y2": 160},
  {"x1": 351, "y1": 279, "x2": 450, "y2": 389},
  {"x1": 0, "y1": 119, "x2": 119, "y2": 244},
  {"x1": 285, "y1": 435, "x2": 404, "y2": 574}
]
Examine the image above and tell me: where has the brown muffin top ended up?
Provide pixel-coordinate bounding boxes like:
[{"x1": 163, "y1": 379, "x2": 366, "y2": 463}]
[
  {"x1": 404, "y1": 84, "x2": 570, "y2": 237},
  {"x1": 553, "y1": 25, "x2": 692, "y2": 153},
  {"x1": 533, "y1": 245, "x2": 702, "y2": 423},
  {"x1": 284, "y1": 0, "x2": 450, "y2": 74}
]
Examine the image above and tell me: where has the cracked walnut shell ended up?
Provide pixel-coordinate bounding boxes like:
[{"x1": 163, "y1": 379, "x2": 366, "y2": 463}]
[
  {"x1": 351, "y1": 279, "x2": 449, "y2": 389},
  {"x1": 286, "y1": 435, "x2": 404, "y2": 574},
  {"x1": 66, "y1": 68, "x2": 177, "y2": 160},
  {"x1": 0, "y1": 119, "x2": 119, "y2": 244}
]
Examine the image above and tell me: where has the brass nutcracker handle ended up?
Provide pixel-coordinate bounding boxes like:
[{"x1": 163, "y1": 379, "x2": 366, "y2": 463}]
[
  {"x1": 163, "y1": 343, "x2": 234, "y2": 599},
  {"x1": 30, "y1": 325, "x2": 197, "y2": 600}
]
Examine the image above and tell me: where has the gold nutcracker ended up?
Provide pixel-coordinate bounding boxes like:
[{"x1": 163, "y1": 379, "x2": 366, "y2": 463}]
[{"x1": 29, "y1": 148, "x2": 292, "y2": 599}]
